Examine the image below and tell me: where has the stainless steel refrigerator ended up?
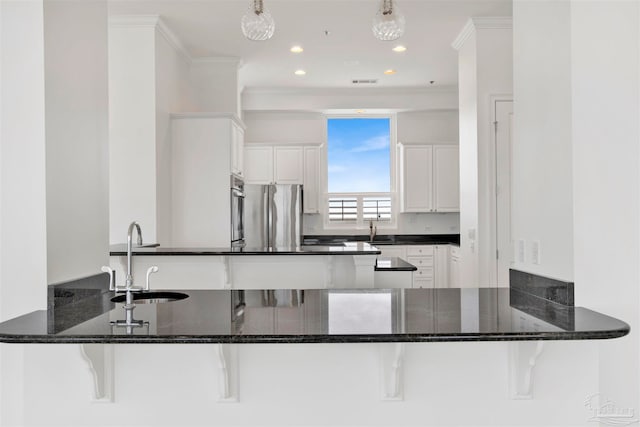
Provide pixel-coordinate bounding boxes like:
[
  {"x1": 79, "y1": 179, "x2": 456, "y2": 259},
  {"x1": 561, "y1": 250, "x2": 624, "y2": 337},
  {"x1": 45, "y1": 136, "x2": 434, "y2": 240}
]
[{"x1": 243, "y1": 184, "x2": 303, "y2": 248}]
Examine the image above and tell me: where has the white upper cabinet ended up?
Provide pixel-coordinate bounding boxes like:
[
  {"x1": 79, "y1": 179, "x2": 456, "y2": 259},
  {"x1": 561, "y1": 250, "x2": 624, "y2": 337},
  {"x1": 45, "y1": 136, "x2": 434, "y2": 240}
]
[
  {"x1": 433, "y1": 145, "x2": 459, "y2": 212},
  {"x1": 244, "y1": 146, "x2": 274, "y2": 184},
  {"x1": 244, "y1": 145, "x2": 303, "y2": 184},
  {"x1": 274, "y1": 147, "x2": 303, "y2": 184},
  {"x1": 399, "y1": 143, "x2": 459, "y2": 213},
  {"x1": 400, "y1": 145, "x2": 433, "y2": 212}
]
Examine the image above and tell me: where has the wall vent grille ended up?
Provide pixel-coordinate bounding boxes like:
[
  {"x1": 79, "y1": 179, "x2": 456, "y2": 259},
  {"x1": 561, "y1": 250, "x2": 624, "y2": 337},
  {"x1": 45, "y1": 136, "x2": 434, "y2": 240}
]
[{"x1": 351, "y1": 79, "x2": 378, "y2": 84}]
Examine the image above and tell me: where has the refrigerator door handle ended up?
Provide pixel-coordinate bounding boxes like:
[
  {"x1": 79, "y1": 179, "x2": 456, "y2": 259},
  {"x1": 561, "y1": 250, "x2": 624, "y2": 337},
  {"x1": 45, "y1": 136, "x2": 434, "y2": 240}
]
[{"x1": 264, "y1": 186, "x2": 271, "y2": 248}]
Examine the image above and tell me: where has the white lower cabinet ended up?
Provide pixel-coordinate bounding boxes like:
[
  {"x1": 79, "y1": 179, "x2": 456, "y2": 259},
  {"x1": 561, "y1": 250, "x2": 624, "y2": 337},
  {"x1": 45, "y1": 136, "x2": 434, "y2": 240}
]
[
  {"x1": 449, "y1": 245, "x2": 460, "y2": 287},
  {"x1": 407, "y1": 245, "x2": 435, "y2": 288},
  {"x1": 377, "y1": 244, "x2": 456, "y2": 288}
]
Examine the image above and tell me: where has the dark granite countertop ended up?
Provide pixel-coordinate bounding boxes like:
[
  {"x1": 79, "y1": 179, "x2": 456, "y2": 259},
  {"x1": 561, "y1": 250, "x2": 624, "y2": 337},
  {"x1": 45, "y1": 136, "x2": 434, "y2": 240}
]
[
  {"x1": 375, "y1": 257, "x2": 417, "y2": 271},
  {"x1": 303, "y1": 234, "x2": 460, "y2": 246},
  {"x1": 109, "y1": 242, "x2": 381, "y2": 256},
  {"x1": 0, "y1": 288, "x2": 629, "y2": 344}
]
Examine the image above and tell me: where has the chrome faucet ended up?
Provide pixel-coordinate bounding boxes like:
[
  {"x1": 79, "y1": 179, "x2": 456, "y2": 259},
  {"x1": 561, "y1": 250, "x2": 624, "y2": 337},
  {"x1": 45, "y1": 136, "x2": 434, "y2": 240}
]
[
  {"x1": 100, "y1": 221, "x2": 158, "y2": 329},
  {"x1": 369, "y1": 220, "x2": 377, "y2": 243},
  {"x1": 126, "y1": 221, "x2": 143, "y2": 288}
]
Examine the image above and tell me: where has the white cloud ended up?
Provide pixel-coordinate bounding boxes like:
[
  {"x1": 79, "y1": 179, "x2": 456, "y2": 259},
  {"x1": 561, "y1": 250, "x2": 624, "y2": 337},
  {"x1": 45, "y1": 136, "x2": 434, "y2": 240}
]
[
  {"x1": 350, "y1": 135, "x2": 390, "y2": 153},
  {"x1": 328, "y1": 164, "x2": 347, "y2": 173}
]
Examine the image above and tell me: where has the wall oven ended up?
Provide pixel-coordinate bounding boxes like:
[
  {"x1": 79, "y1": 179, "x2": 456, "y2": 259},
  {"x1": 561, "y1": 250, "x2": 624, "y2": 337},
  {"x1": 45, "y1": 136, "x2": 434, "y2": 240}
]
[{"x1": 230, "y1": 175, "x2": 245, "y2": 247}]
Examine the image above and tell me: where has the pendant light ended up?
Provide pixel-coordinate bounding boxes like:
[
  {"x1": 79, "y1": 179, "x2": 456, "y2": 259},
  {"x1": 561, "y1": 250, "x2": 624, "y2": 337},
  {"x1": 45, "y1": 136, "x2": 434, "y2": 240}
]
[
  {"x1": 372, "y1": 0, "x2": 405, "y2": 41},
  {"x1": 241, "y1": 0, "x2": 275, "y2": 41}
]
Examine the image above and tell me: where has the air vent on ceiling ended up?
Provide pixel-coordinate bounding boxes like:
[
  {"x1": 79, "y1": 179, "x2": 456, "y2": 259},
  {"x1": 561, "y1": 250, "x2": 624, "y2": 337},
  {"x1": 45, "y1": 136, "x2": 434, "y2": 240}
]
[{"x1": 352, "y1": 79, "x2": 378, "y2": 84}]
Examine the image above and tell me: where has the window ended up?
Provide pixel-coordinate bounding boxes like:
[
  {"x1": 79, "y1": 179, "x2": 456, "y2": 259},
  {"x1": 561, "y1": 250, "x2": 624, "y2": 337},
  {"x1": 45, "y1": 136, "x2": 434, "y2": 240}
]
[{"x1": 326, "y1": 117, "x2": 395, "y2": 226}]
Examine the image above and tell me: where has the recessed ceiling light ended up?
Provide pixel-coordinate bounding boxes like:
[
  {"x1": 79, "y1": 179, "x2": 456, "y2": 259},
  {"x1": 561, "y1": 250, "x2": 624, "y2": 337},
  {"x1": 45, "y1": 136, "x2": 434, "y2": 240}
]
[
  {"x1": 294, "y1": 69, "x2": 306, "y2": 76},
  {"x1": 384, "y1": 69, "x2": 397, "y2": 75},
  {"x1": 290, "y1": 45, "x2": 304, "y2": 53},
  {"x1": 392, "y1": 45, "x2": 407, "y2": 53},
  {"x1": 356, "y1": 109, "x2": 366, "y2": 114}
]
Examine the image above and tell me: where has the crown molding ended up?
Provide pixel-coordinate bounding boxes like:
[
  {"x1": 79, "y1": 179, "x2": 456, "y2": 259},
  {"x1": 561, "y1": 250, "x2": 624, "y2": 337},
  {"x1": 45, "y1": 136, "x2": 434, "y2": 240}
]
[
  {"x1": 171, "y1": 112, "x2": 246, "y2": 130},
  {"x1": 242, "y1": 85, "x2": 458, "y2": 97},
  {"x1": 155, "y1": 17, "x2": 192, "y2": 64},
  {"x1": 191, "y1": 57, "x2": 244, "y2": 70},
  {"x1": 109, "y1": 15, "x2": 192, "y2": 64},
  {"x1": 451, "y1": 16, "x2": 512, "y2": 51}
]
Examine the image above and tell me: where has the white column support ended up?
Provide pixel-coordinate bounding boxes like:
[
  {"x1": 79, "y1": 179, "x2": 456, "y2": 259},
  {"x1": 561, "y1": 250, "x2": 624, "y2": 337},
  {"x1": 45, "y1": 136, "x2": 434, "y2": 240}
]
[
  {"x1": 353, "y1": 254, "x2": 377, "y2": 287},
  {"x1": 508, "y1": 341, "x2": 545, "y2": 399},
  {"x1": 379, "y1": 343, "x2": 405, "y2": 401},
  {"x1": 214, "y1": 344, "x2": 238, "y2": 402},
  {"x1": 79, "y1": 344, "x2": 114, "y2": 403}
]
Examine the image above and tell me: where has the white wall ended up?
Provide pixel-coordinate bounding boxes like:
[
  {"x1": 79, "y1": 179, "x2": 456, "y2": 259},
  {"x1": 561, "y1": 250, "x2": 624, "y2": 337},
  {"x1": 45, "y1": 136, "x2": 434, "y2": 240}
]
[
  {"x1": 513, "y1": 0, "x2": 640, "y2": 417},
  {"x1": 44, "y1": 0, "x2": 109, "y2": 284},
  {"x1": 511, "y1": 2, "x2": 573, "y2": 281},
  {"x1": 397, "y1": 110, "x2": 459, "y2": 143},
  {"x1": 242, "y1": 86, "x2": 459, "y2": 113},
  {"x1": 155, "y1": 26, "x2": 197, "y2": 246},
  {"x1": 0, "y1": 0, "x2": 48, "y2": 319},
  {"x1": 108, "y1": 20, "x2": 158, "y2": 244},
  {"x1": 454, "y1": 18, "x2": 513, "y2": 287},
  {"x1": 0, "y1": 3, "x2": 48, "y2": 424},
  {"x1": 569, "y1": 0, "x2": 639, "y2": 416},
  {"x1": 456, "y1": 30, "x2": 479, "y2": 288},
  {"x1": 191, "y1": 58, "x2": 241, "y2": 117}
]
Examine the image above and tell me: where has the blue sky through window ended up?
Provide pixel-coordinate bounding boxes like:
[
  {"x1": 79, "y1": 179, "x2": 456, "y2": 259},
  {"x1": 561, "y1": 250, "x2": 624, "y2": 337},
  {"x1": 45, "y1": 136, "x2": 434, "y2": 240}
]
[{"x1": 327, "y1": 118, "x2": 391, "y2": 193}]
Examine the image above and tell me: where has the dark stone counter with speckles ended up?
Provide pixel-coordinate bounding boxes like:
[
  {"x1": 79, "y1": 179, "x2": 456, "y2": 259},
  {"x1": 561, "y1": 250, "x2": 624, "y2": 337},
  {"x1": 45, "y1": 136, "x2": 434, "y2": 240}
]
[{"x1": 0, "y1": 285, "x2": 629, "y2": 344}]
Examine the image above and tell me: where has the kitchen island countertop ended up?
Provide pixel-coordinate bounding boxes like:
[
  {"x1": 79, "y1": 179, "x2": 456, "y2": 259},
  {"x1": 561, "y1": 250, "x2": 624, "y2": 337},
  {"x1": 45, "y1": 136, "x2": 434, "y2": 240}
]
[
  {"x1": 0, "y1": 288, "x2": 629, "y2": 344},
  {"x1": 109, "y1": 242, "x2": 381, "y2": 256}
]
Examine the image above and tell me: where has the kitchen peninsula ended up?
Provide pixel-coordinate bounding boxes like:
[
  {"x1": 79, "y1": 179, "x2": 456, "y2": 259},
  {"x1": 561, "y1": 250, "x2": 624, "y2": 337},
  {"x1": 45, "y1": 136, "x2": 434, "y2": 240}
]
[
  {"x1": 109, "y1": 242, "x2": 381, "y2": 290},
  {"x1": 0, "y1": 288, "x2": 630, "y2": 343}
]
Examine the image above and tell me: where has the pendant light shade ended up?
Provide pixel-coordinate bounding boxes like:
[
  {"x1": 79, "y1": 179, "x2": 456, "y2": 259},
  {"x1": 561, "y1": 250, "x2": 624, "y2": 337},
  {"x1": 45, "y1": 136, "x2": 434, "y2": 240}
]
[
  {"x1": 372, "y1": 0, "x2": 405, "y2": 41},
  {"x1": 241, "y1": 0, "x2": 275, "y2": 41}
]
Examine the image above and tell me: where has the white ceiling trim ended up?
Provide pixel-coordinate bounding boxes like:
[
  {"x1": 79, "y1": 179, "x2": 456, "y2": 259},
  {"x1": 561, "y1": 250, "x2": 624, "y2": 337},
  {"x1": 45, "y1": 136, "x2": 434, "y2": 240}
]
[
  {"x1": 242, "y1": 85, "x2": 458, "y2": 97},
  {"x1": 451, "y1": 16, "x2": 512, "y2": 51},
  {"x1": 110, "y1": 15, "x2": 242, "y2": 69}
]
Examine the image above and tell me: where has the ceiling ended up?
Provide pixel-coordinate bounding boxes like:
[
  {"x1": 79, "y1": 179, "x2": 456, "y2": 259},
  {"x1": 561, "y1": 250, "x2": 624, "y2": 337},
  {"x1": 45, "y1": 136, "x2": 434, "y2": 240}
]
[{"x1": 108, "y1": 0, "x2": 512, "y2": 90}]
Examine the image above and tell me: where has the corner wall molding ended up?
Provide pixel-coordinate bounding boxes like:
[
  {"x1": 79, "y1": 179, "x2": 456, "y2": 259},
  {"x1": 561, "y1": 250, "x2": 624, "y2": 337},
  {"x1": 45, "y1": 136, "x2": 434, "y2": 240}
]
[{"x1": 451, "y1": 16, "x2": 513, "y2": 51}]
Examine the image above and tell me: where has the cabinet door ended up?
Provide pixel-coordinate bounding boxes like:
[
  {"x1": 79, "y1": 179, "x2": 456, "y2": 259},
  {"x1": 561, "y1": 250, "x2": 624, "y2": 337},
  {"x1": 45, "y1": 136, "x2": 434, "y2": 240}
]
[
  {"x1": 244, "y1": 146, "x2": 273, "y2": 184},
  {"x1": 402, "y1": 145, "x2": 433, "y2": 212},
  {"x1": 303, "y1": 146, "x2": 320, "y2": 213},
  {"x1": 433, "y1": 145, "x2": 459, "y2": 212},
  {"x1": 274, "y1": 147, "x2": 303, "y2": 184},
  {"x1": 434, "y1": 245, "x2": 450, "y2": 288}
]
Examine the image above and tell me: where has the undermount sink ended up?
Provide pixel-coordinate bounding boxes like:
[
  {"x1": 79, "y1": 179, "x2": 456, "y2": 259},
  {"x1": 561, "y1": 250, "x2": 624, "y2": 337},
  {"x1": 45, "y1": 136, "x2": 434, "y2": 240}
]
[{"x1": 111, "y1": 291, "x2": 188, "y2": 304}]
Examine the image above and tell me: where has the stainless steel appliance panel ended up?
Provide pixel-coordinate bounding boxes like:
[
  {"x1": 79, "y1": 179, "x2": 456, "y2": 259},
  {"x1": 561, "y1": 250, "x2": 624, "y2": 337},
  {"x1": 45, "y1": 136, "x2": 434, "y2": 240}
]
[
  {"x1": 244, "y1": 184, "x2": 303, "y2": 248},
  {"x1": 230, "y1": 175, "x2": 245, "y2": 247},
  {"x1": 244, "y1": 184, "x2": 269, "y2": 247},
  {"x1": 271, "y1": 184, "x2": 303, "y2": 248}
]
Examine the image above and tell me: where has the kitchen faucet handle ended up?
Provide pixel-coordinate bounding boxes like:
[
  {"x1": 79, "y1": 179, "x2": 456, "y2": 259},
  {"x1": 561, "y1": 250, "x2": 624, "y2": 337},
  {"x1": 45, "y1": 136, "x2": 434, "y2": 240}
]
[
  {"x1": 101, "y1": 266, "x2": 115, "y2": 291},
  {"x1": 145, "y1": 266, "x2": 159, "y2": 291}
]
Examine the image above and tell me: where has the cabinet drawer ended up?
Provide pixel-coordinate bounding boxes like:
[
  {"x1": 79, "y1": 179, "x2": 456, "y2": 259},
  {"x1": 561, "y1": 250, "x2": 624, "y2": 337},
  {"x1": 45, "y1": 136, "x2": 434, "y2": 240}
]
[
  {"x1": 407, "y1": 246, "x2": 435, "y2": 256},
  {"x1": 413, "y1": 267, "x2": 434, "y2": 279},
  {"x1": 413, "y1": 278, "x2": 434, "y2": 289},
  {"x1": 407, "y1": 256, "x2": 434, "y2": 268}
]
